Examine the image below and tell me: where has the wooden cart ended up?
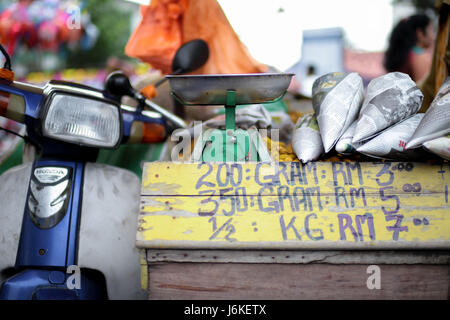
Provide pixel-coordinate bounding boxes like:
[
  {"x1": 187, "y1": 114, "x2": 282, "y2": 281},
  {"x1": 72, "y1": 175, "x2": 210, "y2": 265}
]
[{"x1": 137, "y1": 161, "x2": 450, "y2": 299}]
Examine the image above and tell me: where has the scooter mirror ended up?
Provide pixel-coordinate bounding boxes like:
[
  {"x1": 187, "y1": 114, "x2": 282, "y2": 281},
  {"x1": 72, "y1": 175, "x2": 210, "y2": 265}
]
[
  {"x1": 104, "y1": 71, "x2": 138, "y2": 101},
  {"x1": 171, "y1": 39, "x2": 209, "y2": 74}
]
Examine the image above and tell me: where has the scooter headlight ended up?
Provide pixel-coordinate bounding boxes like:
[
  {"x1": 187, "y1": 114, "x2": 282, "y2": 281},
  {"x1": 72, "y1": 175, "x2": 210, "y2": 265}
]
[{"x1": 42, "y1": 93, "x2": 121, "y2": 148}]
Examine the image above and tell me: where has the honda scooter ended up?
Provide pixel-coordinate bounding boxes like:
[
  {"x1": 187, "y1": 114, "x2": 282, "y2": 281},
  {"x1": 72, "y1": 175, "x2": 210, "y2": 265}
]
[{"x1": 0, "y1": 39, "x2": 208, "y2": 299}]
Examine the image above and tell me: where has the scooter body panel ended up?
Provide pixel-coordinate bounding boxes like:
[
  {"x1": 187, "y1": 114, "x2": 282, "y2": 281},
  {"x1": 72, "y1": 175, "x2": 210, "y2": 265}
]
[
  {"x1": 77, "y1": 162, "x2": 146, "y2": 300},
  {"x1": 0, "y1": 162, "x2": 32, "y2": 282}
]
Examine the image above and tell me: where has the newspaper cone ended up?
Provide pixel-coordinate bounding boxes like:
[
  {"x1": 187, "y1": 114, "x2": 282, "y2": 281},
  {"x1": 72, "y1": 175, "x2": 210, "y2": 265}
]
[
  {"x1": 335, "y1": 121, "x2": 363, "y2": 155},
  {"x1": 292, "y1": 113, "x2": 324, "y2": 163},
  {"x1": 357, "y1": 114, "x2": 424, "y2": 160},
  {"x1": 312, "y1": 72, "x2": 363, "y2": 153},
  {"x1": 353, "y1": 72, "x2": 423, "y2": 143},
  {"x1": 406, "y1": 77, "x2": 450, "y2": 149},
  {"x1": 422, "y1": 135, "x2": 450, "y2": 160}
]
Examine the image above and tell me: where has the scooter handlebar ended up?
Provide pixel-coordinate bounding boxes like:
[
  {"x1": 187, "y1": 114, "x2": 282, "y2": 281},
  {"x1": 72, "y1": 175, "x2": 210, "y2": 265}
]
[{"x1": 144, "y1": 98, "x2": 187, "y2": 131}]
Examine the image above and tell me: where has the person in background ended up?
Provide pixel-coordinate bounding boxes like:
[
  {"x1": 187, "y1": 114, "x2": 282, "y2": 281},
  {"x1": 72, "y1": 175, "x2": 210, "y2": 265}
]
[{"x1": 384, "y1": 13, "x2": 436, "y2": 83}]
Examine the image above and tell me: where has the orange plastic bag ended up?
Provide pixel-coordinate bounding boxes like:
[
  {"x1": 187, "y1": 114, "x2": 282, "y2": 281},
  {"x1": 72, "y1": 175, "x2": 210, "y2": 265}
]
[
  {"x1": 125, "y1": 0, "x2": 188, "y2": 74},
  {"x1": 125, "y1": 0, "x2": 267, "y2": 74}
]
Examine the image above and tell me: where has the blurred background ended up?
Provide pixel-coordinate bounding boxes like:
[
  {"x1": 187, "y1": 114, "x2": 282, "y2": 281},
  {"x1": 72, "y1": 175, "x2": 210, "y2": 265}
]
[{"x1": 0, "y1": 0, "x2": 437, "y2": 88}]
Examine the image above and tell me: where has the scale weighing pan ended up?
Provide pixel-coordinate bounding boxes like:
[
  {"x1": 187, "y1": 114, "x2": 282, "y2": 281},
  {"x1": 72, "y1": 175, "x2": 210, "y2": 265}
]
[{"x1": 166, "y1": 73, "x2": 294, "y2": 105}]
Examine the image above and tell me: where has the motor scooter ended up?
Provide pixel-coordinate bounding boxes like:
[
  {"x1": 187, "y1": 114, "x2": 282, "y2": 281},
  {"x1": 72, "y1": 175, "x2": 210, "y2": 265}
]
[{"x1": 0, "y1": 39, "x2": 208, "y2": 299}]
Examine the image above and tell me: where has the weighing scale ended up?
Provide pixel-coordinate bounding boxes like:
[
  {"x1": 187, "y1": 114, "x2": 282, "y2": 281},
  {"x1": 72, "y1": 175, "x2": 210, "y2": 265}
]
[{"x1": 167, "y1": 73, "x2": 294, "y2": 162}]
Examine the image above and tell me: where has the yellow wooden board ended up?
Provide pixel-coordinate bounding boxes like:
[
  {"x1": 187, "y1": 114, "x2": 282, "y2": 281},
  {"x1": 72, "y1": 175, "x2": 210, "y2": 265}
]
[{"x1": 137, "y1": 161, "x2": 450, "y2": 249}]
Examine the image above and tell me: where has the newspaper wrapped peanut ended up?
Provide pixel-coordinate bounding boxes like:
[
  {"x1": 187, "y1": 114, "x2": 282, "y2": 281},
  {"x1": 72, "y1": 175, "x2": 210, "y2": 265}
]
[
  {"x1": 353, "y1": 72, "x2": 423, "y2": 143},
  {"x1": 357, "y1": 113, "x2": 424, "y2": 160},
  {"x1": 292, "y1": 114, "x2": 324, "y2": 163},
  {"x1": 406, "y1": 77, "x2": 450, "y2": 149},
  {"x1": 335, "y1": 121, "x2": 363, "y2": 155},
  {"x1": 312, "y1": 72, "x2": 364, "y2": 153},
  {"x1": 422, "y1": 135, "x2": 450, "y2": 160}
]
